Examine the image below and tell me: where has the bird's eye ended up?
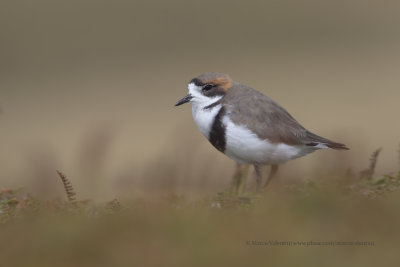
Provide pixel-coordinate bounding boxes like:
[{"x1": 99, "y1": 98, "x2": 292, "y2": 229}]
[{"x1": 203, "y1": 84, "x2": 214, "y2": 91}]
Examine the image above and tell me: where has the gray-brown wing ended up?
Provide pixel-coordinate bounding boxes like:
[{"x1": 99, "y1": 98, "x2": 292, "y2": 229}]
[
  {"x1": 223, "y1": 85, "x2": 308, "y2": 146},
  {"x1": 223, "y1": 84, "x2": 349, "y2": 149}
]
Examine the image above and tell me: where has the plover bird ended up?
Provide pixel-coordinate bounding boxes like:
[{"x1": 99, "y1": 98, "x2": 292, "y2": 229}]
[{"x1": 175, "y1": 72, "x2": 348, "y2": 189}]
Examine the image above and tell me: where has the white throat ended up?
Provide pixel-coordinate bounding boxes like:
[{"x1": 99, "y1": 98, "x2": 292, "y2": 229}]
[{"x1": 187, "y1": 83, "x2": 223, "y2": 139}]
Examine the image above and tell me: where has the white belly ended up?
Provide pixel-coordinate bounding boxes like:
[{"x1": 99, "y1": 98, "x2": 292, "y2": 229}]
[{"x1": 222, "y1": 116, "x2": 312, "y2": 165}]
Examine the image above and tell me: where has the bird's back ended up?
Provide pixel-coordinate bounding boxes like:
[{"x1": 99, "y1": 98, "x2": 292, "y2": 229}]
[{"x1": 222, "y1": 83, "x2": 348, "y2": 150}]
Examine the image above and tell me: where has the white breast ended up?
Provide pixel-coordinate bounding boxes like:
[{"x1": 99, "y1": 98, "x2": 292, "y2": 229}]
[
  {"x1": 222, "y1": 115, "x2": 313, "y2": 165},
  {"x1": 192, "y1": 104, "x2": 221, "y2": 139}
]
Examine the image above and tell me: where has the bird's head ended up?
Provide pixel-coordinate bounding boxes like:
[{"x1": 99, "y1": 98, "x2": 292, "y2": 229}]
[{"x1": 175, "y1": 72, "x2": 233, "y2": 108}]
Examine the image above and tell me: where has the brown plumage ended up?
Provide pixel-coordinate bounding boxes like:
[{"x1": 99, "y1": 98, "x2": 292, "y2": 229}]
[{"x1": 193, "y1": 72, "x2": 349, "y2": 150}]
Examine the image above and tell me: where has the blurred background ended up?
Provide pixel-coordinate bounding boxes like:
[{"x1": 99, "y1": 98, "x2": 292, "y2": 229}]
[{"x1": 1, "y1": 0, "x2": 400, "y2": 200}]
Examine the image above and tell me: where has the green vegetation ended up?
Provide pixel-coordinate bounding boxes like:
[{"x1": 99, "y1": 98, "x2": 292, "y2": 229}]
[{"x1": 1, "y1": 149, "x2": 400, "y2": 266}]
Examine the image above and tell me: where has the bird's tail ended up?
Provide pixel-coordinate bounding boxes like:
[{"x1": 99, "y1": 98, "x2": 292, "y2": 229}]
[
  {"x1": 325, "y1": 141, "x2": 349, "y2": 150},
  {"x1": 305, "y1": 131, "x2": 349, "y2": 150}
]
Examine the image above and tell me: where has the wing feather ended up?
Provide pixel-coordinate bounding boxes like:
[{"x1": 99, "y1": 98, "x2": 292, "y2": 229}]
[{"x1": 223, "y1": 84, "x2": 348, "y2": 150}]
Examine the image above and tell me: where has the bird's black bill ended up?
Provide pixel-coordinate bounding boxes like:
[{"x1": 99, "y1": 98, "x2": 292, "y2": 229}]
[{"x1": 174, "y1": 94, "x2": 193, "y2": 106}]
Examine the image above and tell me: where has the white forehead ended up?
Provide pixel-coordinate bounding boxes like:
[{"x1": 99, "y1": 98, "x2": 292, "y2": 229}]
[
  {"x1": 187, "y1": 82, "x2": 204, "y2": 100},
  {"x1": 188, "y1": 82, "x2": 202, "y2": 93}
]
